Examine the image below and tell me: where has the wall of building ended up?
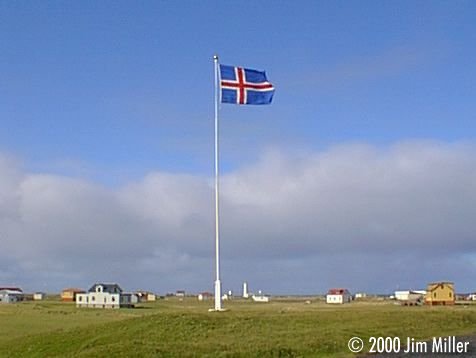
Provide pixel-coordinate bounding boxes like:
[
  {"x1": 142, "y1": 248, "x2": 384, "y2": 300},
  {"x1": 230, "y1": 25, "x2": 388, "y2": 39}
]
[
  {"x1": 0, "y1": 293, "x2": 22, "y2": 303},
  {"x1": 76, "y1": 292, "x2": 121, "y2": 308},
  {"x1": 327, "y1": 294, "x2": 344, "y2": 304},
  {"x1": 425, "y1": 283, "x2": 455, "y2": 305}
]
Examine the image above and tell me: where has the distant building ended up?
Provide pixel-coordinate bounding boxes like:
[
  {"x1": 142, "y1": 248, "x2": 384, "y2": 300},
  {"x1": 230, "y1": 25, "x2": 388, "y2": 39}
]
[
  {"x1": 326, "y1": 288, "x2": 351, "y2": 304},
  {"x1": 33, "y1": 292, "x2": 46, "y2": 301},
  {"x1": 61, "y1": 288, "x2": 85, "y2": 302},
  {"x1": 135, "y1": 291, "x2": 156, "y2": 302},
  {"x1": 394, "y1": 290, "x2": 426, "y2": 302},
  {"x1": 425, "y1": 282, "x2": 455, "y2": 306},
  {"x1": 198, "y1": 292, "x2": 213, "y2": 301},
  {"x1": 0, "y1": 287, "x2": 23, "y2": 303},
  {"x1": 467, "y1": 293, "x2": 476, "y2": 301},
  {"x1": 176, "y1": 290, "x2": 185, "y2": 297},
  {"x1": 354, "y1": 292, "x2": 367, "y2": 299},
  {"x1": 76, "y1": 283, "x2": 137, "y2": 309},
  {"x1": 252, "y1": 290, "x2": 270, "y2": 303}
]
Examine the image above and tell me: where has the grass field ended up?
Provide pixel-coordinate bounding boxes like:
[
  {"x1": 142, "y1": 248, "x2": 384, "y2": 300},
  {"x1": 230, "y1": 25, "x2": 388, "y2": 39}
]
[{"x1": 1, "y1": 298, "x2": 475, "y2": 357}]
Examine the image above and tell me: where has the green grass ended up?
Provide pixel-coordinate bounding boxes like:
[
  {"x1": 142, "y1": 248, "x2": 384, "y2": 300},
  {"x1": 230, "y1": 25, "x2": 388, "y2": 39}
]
[{"x1": 1, "y1": 299, "x2": 476, "y2": 357}]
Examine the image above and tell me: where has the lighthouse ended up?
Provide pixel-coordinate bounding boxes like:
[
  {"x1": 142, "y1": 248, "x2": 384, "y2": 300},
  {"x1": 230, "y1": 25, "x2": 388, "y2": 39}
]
[{"x1": 242, "y1": 281, "x2": 249, "y2": 298}]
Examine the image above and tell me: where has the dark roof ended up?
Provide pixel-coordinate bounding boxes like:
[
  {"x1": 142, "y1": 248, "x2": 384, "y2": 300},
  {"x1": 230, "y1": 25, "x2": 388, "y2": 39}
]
[
  {"x1": 0, "y1": 287, "x2": 22, "y2": 292},
  {"x1": 88, "y1": 283, "x2": 123, "y2": 293}
]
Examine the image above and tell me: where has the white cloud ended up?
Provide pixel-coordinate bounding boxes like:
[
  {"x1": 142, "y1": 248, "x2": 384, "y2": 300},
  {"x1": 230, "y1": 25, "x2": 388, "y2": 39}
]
[{"x1": 0, "y1": 141, "x2": 475, "y2": 293}]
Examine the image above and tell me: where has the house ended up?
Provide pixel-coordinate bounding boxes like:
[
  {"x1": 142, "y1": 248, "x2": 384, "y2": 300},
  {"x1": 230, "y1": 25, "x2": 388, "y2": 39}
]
[
  {"x1": 252, "y1": 294, "x2": 269, "y2": 302},
  {"x1": 76, "y1": 283, "x2": 136, "y2": 309},
  {"x1": 251, "y1": 290, "x2": 270, "y2": 303},
  {"x1": 197, "y1": 292, "x2": 213, "y2": 301},
  {"x1": 33, "y1": 292, "x2": 46, "y2": 300},
  {"x1": 146, "y1": 293, "x2": 156, "y2": 302},
  {"x1": 135, "y1": 291, "x2": 156, "y2": 302},
  {"x1": 425, "y1": 282, "x2": 455, "y2": 306},
  {"x1": 176, "y1": 290, "x2": 185, "y2": 297},
  {"x1": 61, "y1": 288, "x2": 85, "y2": 302},
  {"x1": 394, "y1": 290, "x2": 426, "y2": 304},
  {"x1": 400, "y1": 292, "x2": 424, "y2": 306},
  {"x1": 326, "y1": 288, "x2": 351, "y2": 304},
  {"x1": 467, "y1": 293, "x2": 476, "y2": 301},
  {"x1": 0, "y1": 287, "x2": 23, "y2": 303}
]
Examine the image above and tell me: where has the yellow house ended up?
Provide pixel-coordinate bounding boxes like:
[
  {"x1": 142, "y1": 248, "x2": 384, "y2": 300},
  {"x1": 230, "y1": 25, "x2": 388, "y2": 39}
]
[
  {"x1": 61, "y1": 288, "x2": 85, "y2": 302},
  {"x1": 425, "y1": 282, "x2": 455, "y2": 306}
]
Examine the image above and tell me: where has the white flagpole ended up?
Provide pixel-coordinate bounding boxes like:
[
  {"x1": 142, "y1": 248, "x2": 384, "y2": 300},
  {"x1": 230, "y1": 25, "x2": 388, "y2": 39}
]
[{"x1": 213, "y1": 54, "x2": 223, "y2": 311}]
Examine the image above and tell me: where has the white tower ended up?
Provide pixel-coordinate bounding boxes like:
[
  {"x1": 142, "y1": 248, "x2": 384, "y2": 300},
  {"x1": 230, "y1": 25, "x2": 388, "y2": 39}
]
[{"x1": 243, "y1": 281, "x2": 249, "y2": 298}]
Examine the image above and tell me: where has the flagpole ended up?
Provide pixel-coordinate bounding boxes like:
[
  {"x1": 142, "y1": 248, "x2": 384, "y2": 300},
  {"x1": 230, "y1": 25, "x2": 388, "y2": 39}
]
[{"x1": 213, "y1": 54, "x2": 223, "y2": 311}]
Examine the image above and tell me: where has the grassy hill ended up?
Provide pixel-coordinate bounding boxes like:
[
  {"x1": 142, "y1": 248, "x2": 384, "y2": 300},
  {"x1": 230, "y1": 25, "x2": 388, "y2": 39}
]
[{"x1": 1, "y1": 298, "x2": 475, "y2": 357}]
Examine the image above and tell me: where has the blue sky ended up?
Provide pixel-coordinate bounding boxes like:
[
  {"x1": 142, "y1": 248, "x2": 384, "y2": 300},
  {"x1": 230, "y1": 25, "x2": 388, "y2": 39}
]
[
  {"x1": 2, "y1": 1, "x2": 475, "y2": 180},
  {"x1": 1, "y1": 1, "x2": 476, "y2": 294}
]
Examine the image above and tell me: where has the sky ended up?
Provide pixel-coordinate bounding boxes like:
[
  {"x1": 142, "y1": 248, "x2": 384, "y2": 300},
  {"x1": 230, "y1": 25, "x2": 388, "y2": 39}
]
[{"x1": 1, "y1": 1, "x2": 476, "y2": 295}]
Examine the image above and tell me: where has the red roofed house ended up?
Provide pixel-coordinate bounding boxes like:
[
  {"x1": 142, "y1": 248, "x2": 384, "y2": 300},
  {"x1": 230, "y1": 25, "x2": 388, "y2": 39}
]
[
  {"x1": 61, "y1": 288, "x2": 85, "y2": 302},
  {"x1": 326, "y1": 288, "x2": 352, "y2": 304}
]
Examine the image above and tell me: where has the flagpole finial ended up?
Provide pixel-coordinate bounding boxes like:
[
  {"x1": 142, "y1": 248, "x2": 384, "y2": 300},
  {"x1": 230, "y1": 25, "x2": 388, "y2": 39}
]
[{"x1": 213, "y1": 54, "x2": 219, "y2": 61}]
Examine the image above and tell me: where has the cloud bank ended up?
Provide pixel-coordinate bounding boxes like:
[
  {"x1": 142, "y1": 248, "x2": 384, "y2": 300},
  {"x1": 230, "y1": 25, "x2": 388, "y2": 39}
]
[{"x1": 1, "y1": 141, "x2": 475, "y2": 294}]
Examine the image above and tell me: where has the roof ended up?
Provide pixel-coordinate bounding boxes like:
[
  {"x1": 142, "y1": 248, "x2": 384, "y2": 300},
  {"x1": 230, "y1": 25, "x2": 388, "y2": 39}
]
[
  {"x1": 199, "y1": 292, "x2": 213, "y2": 296},
  {"x1": 88, "y1": 283, "x2": 123, "y2": 293},
  {"x1": 427, "y1": 282, "x2": 454, "y2": 291},
  {"x1": 327, "y1": 288, "x2": 350, "y2": 295},
  {"x1": 62, "y1": 288, "x2": 85, "y2": 293},
  {"x1": 0, "y1": 289, "x2": 23, "y2": 295},
  {"x1": 0, "y1": 287, "x2": 22, "y2": 292}
]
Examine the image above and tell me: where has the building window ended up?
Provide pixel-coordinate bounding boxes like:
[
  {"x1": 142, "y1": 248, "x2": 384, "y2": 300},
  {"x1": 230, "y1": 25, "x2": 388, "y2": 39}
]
[
  {"x1": 449, "y1": 292, "x2": 452, "y2": 298},
  {"x1": 112, "y1": 297, "x2": 116, "y2": 302},
  {"x1": 92, "y1": 296, "x2": 95, "y2": 301},
  {"x1": 78, "y1": 296, "x2": 82, "y2": 302}
]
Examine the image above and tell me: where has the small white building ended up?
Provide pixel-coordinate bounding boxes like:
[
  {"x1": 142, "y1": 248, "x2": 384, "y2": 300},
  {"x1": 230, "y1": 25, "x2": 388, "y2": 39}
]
[
  {"x1": 76, "y1": 283, "x2": 136, "y2": 309},
  {"x1": 394, "y1": 290, "x2": 426, "y2": 301},
  {"x1": 251, "y1": 290, "x2": 270, "y2": 303},
  {"x1": 467, "y1": 293, "x2": 476, "y2": 301},
  {"x1": 252, "y1": 295, "x2": 269, "y2": 302},
  {"x1": 0, "y1": 288, "x2": 23, "y2": 303},
  {"x1": 33, "y1": 292, "x2": 46, "y2": 300},
  {"x1": 326, "y1": 288, "x2": 351, "y2": 304},
  {"x1": 355, "y1": 292, "x2": 367, "y2": 299}
]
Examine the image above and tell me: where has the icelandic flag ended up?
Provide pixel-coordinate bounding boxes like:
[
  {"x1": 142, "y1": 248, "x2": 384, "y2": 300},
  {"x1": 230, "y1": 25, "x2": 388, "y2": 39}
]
[{"x1": 220, "y1": 64, "x2": 275, "y2": 105}]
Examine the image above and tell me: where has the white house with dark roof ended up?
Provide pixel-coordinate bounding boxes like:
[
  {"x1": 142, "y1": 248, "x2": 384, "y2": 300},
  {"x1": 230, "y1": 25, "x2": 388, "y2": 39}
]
[
  {"x1": 0, "y1": 287, "x2": 23, "y2": 303},
  {"x1": 76, "y1": 283, "x2": 137, "y2": 309}
]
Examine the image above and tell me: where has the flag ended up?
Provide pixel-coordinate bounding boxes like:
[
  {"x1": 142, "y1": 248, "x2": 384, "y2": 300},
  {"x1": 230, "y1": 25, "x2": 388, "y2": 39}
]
[{"x1": 220, "y1": 64, "x2": 275, "y2": 105}]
